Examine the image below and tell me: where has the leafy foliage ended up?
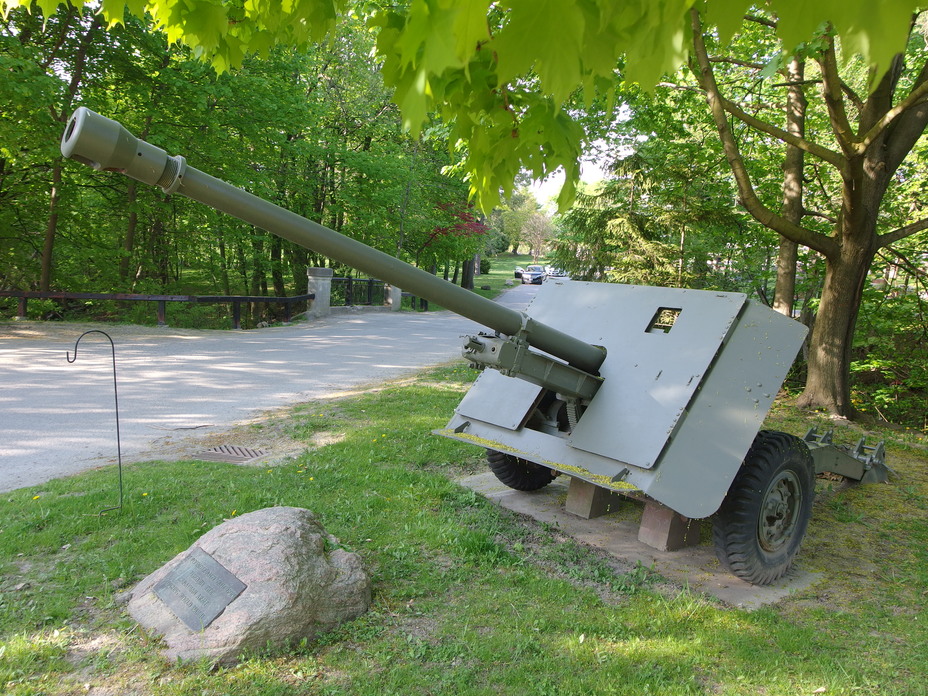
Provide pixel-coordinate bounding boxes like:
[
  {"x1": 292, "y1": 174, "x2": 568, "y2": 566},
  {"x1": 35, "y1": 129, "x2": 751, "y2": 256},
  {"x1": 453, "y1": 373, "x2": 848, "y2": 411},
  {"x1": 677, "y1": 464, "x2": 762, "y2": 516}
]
[
  {"x1": 1, "y1": 0, "x2": 922, "y2": 208},
  {"x1": 550, "y1": 136, "x2": 770, "y2": 290},
  {"x1": 0, "y1": 7, "x2": 486, "y2": 323},
  {"x1": 852, "y1": 264, "x2": 928, "y2": 427},
  {"x1": 684, "y1": 8, "x2": 928, "y2": 416},
  {"x1": 488, "y1": 187, "x2": 541, "y2": 255}
]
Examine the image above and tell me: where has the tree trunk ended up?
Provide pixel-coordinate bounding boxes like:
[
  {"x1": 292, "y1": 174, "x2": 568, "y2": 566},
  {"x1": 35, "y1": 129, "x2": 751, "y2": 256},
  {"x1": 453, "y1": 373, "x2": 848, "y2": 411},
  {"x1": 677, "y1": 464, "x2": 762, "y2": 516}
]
[
  {"x1": 218, "y1": 226, "x2": 231, "y2": 296},
  {"x1": 120, "y1": 181, "x2": 139, "y2": 282},
  {"x1": 796, "y1": 238, "x2": 874, "y2": 415},
  {"x1": 798, "y1": 149, "x2": 885, "y2": 415},
  {"x1": 289, "y1": 244, "x2": 308, "y2": 305},
  {"x1": 149, "y1": 217, "x2": 170, "y2": 286},
  {"x1": 773, "y1": 57, "x2": 806, "y2": 315},
  {"x1": 40, "y1": 161, "x2": 62, "y2": 291},
  {"x1": 120, "y1": 110, "x2": 160, "y2": 282},
  {"x1": 250, "y1": 236, "x2": 266, "y2": 323},
  {"x1": 461, "y1": 255, "x2": 475, "y2": 289},
  {"x1": 271, "y1": 236, "x2": 286, "y2": 299},
  {"x1": 39, "y1": 14, "x2": 102, "y2": 291},
  {"x1": 773, "y1": 239, "x2": 799, "y2": 314}
]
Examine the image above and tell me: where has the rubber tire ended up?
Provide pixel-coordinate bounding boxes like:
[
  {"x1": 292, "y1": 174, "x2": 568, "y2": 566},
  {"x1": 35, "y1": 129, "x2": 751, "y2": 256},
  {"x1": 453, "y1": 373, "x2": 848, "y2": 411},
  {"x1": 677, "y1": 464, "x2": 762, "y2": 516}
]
[
  {"x1": 712, "y1": 430, "x2": 815, "y2": 585},
  {"x1": 486, "y1": 449, "x2": 556, "y2": 491}
]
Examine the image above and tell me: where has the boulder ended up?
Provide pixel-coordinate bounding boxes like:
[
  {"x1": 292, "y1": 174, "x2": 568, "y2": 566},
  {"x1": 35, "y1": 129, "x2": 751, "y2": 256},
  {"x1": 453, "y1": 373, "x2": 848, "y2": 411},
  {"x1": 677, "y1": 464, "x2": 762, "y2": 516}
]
[{"x1": 127, "y1": 506, "x2": 370, "y2": 664}]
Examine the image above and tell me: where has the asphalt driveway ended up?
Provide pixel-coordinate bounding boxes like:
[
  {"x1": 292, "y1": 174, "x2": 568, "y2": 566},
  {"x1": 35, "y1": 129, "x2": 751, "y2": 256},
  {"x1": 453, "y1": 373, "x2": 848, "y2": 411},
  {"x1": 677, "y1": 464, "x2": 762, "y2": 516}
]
[{"x1": 1, "y1": 284, "x2": 538, "y2": 492}]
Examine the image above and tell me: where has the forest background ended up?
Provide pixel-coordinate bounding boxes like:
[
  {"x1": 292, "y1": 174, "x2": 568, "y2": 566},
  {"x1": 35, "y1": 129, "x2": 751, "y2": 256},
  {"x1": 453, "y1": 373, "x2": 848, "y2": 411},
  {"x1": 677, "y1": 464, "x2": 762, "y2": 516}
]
[{"x1": 2, "y1": 2, "x2": 928, "y2": 431}]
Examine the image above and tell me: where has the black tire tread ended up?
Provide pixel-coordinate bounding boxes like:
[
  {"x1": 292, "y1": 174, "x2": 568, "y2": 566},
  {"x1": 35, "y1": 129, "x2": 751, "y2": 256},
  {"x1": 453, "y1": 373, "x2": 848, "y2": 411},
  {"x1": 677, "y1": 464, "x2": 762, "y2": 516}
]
[
  {"x1": 486, "y1": 449, "x2": 556, "y2": 491},
  {"x1": 712, "y1": 430, "x2": 815, "y2": 585}
]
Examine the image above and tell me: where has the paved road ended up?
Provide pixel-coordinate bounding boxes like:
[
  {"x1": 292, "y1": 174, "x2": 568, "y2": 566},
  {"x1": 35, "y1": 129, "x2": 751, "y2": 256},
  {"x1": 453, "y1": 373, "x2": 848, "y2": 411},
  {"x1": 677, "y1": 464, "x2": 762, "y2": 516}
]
[{"x1": 1, "y1": 284, "x2": 539, "y2": 492}]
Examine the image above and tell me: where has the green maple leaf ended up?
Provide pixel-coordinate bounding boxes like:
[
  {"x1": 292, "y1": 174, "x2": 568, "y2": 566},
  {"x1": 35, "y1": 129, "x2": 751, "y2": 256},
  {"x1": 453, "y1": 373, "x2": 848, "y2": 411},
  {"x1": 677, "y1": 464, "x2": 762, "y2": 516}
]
[
  {"x1": 99, "y1": 0, "x2": 130, "y2": 27},
  {"x1": 491, "y1": 0, "x2": 586, "y2": 105},
  {"x1": 703, "y1": 0, "x2": 753, "y2": 46},
  {"x1": 830, "y1": 0, "x2": 917, "y2": 80},
  {"x1": 447, "y1": 0, "x2": 490, "y2": 61},
  {"x1": 30, "y1": 0, "x2": 65, "y2": 19},
  {"x1": 773, "y1": 0, "x2": 835, "y2": 57},
  {"x1": 180, "y1": 0, "x2": 229, "y2": 52},
  {"x1": 394, "y1": 0, "x2": 460, "y2": 75},
  {"x1": 396, "y1": 67, "x2": 431, "y2": 134},
  {"x1": 621, "y1": 0, "x2": 692, "y2": 89}
]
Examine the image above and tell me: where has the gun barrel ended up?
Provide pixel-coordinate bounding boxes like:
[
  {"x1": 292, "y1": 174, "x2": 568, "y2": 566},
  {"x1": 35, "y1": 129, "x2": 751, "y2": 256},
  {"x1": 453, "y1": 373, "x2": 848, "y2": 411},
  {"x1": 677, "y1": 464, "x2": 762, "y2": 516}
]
[{"x1": 60, "y1": 108, "x2": 605, "y2": 374}]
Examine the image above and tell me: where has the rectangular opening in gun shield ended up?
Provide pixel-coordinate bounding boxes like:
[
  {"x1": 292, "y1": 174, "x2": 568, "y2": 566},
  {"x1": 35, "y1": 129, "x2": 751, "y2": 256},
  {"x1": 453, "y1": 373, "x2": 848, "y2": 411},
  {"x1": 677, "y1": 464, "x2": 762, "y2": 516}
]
[{"x1": 646, "y1": 307, "x2": 682, "y2": 333}]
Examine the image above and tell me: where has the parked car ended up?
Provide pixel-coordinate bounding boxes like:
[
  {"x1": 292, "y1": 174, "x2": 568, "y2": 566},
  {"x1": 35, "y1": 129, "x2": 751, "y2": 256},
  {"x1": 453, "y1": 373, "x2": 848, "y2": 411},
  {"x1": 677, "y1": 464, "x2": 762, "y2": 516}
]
[
  {"x1": 514, "y1": 266, "x2": 524, "y2": 279},
  {"x1": 521, "y1": 264, "x2": 547, "y2": 284}
]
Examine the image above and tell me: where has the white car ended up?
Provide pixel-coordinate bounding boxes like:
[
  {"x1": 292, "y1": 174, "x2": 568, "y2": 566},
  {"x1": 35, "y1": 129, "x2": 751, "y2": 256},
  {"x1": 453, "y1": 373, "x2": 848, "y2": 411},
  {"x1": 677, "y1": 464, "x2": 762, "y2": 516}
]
[{"x1": 520, "y1": 265, "x2": 546, "y2": 284}]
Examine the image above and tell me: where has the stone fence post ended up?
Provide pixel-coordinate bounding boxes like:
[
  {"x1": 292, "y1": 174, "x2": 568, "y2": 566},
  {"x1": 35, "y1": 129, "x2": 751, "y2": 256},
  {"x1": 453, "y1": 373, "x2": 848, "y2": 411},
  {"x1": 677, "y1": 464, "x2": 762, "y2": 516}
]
[
  {"x1": 385, "y1": 283, "x2": 403, "y2": 311},
  {"x1": 306, "y1": 268, "x2": 333, "y2": 318}
]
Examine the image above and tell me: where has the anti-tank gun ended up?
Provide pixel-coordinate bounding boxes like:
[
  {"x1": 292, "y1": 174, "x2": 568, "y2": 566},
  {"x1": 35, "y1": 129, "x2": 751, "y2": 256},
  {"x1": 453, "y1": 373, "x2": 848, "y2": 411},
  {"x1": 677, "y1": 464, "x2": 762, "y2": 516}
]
[{"x1": 60, "y1": 107, "x2": 890, "y2": 585}]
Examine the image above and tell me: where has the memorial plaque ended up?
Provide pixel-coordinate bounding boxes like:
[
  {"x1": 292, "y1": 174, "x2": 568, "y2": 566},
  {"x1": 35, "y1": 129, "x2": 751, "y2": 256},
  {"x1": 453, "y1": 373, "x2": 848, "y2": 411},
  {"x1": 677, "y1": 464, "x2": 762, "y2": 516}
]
[{"x1": 153, "y1": 547, "x2": 246, "y2": 631}]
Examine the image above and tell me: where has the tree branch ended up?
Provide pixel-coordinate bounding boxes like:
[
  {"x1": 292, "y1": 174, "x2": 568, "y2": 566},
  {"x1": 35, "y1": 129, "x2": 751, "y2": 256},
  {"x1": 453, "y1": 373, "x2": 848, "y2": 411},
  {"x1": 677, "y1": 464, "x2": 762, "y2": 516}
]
[
  {"x1": 878, "y1": 246, "x2": 928, "y2": 280},
  {"x1": 803, "y1": 208, "x2": 838, "y2": 224},
  {"x1": 718, "y1": 97, "x2": 847, "y2": 171},
  {"x1": 877, "y1": 216, "x2": 928, "y2": 248},
  {"x1": 860, "y1": 52, "x2": 906, "y2": 136},
  {"x1": 810, "y1": 160, "x2": 835, "y2": 204},
  {"x1": 770, "y1": 79, "x2": 823, "y2": 88},
  {"x1": 841, "y1": 81, "x2": 865, "y2": 114},
  {"x1": 884, "y1": 59, "x2": 928, "y2": 172},
  {"x1": 690, "y1": 9, "x2": 838, "y2": 258},
  {"x1": 39, "y1": 8, "x2": 76, "y2": 71},
  {"x1": 817, "y1": 34, "x2": 858, "y2": 156},
  {"x1": 709, "y1": 56, "x2": 765, "y2": 70},
  {"x1": 656, "y1": 82, "x2": 705, "y2": 94},
  {"x1": 744, "y1": 14, "x2": 777, "y2": 29},
  {"x1": 861, "y1": 61, "x2": 928, "y2": 153}
]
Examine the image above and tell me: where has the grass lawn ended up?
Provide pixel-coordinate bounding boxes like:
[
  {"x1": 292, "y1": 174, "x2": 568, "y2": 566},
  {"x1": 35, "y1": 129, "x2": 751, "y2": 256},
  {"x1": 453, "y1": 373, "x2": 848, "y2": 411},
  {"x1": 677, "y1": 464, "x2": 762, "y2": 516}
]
[{"x1": 2, "y1": 363, "x2": 927, "y2": 695}]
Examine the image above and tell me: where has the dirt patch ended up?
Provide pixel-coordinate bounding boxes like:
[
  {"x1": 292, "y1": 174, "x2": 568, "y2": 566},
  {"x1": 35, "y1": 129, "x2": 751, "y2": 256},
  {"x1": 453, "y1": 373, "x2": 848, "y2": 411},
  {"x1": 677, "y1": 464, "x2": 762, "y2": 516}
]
[
  {"x1": 131, "y1": 374, "x2": 458, "y2": 468},
  {"x1": 134, "y1": 408, "x2": 324, "y2": 467}
]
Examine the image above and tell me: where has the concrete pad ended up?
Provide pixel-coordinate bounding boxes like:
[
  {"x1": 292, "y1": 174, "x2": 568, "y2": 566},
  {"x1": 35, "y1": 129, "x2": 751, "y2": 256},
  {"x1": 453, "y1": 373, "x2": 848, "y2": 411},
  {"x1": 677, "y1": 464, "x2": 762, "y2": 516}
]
[{"x1": 458, "y1": 472, "x2": 821, "y2": 609}]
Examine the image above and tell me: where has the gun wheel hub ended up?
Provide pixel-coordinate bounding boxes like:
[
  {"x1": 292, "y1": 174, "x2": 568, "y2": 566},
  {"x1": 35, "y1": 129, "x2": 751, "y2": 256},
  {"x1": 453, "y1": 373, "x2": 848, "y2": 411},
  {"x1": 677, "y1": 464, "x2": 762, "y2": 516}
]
[{"x1": 758, "y1": 470, "x2": 802, "y2": 553}]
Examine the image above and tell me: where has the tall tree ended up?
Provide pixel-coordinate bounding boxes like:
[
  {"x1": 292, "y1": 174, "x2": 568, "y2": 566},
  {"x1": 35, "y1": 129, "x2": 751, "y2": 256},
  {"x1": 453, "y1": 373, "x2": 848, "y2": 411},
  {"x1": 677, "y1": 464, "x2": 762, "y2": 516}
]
[
  {"x1": 521, "y1": 212, "x2": 552, "y2": 262},
  {"x1": 689, "y1": 10, "x2": 928, "y2": 416},
  {"x1": 2, "y1": 7, "x2": 467, "y2": 302},
  {"x1": 550, "y1": 138, "x2": 761, "y2": 290}
]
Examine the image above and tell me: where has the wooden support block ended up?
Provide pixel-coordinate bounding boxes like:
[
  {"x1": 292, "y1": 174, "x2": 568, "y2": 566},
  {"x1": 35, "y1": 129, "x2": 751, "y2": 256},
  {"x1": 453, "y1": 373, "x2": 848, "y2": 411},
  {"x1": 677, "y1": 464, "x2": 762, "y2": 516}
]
[
  {"x1": 637, "y1": 501, "x2": 701, "y2": 551},
  {"x1": 565, "y1": 478, "x2": 624, "y2": 519}
]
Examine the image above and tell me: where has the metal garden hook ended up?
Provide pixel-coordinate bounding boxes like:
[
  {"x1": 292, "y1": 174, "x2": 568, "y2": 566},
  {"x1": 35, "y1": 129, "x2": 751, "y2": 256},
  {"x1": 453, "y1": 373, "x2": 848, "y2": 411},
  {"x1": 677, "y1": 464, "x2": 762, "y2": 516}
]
[{"x1": 67, "y1": 330, "x2": 123, "y2": 514}]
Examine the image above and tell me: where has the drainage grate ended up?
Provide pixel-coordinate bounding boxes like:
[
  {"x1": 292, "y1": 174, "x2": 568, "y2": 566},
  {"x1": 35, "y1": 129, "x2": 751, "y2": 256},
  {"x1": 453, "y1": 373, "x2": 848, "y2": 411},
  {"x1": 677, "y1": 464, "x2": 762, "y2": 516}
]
[{"x1": 193, "y1": 445, "x2": 269, "y2": 463}]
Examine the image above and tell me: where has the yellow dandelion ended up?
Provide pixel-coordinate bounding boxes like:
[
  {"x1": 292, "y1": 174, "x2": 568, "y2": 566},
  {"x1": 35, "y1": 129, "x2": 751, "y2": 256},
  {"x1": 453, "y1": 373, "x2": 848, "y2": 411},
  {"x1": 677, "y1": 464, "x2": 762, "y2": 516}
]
[
  {"x1": 32, "y1": 495, "x2": 40, "y2": 500},
  {"x1": 142, "y1": 492, "x2": 148, "y2": 497}
]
